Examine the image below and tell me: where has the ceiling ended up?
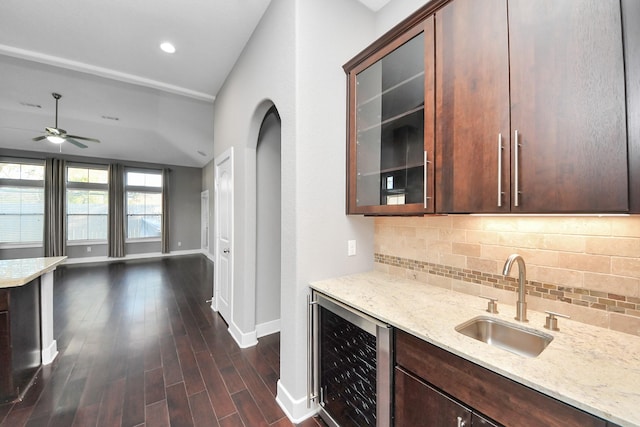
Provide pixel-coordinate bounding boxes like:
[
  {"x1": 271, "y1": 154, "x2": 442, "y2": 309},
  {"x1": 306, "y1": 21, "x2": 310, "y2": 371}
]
[{"x1": 0, "y1": 0, "x2": 386, "y2": 168}]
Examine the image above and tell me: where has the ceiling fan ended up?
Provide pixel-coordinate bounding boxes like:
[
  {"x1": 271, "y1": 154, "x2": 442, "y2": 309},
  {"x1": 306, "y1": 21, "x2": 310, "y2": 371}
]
[{"x1": 32, "y1": 93, "x2": 100, "y2": 148}]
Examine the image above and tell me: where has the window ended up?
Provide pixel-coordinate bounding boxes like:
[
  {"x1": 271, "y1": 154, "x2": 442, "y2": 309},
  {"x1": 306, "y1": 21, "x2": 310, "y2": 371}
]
[
  {"x1": 125, "y1": 170, "x2": 162, "y2": 239},
  {"x1": 0, "y1": 160, "x2": 45, "y2": 245},
  {"x1": 66, "y1": 165, "x2": 108, "y2": 242}
]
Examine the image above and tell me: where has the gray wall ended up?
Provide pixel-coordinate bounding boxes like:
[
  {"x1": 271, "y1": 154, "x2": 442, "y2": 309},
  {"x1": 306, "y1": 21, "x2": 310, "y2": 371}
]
[
  {"x1": 0, "y1": 148, "x2": 201, "y2": 260},
  {"x1": 256, "y1": 110, "x2": 281, "y2": 329},
  {"x1": 169, "y1": 165, "x2": 202, "y2": 251}
]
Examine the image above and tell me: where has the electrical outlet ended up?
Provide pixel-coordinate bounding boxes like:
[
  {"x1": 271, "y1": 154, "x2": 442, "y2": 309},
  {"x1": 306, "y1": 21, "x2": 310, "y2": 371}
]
[
  {"x1": 347, "y1": 240, "x2": 356, "y2": 256},
  {"x1": 86, "y1": 246, "x2": 91, "y2": 252},
  {"x1": 178, "y1": 241, "x2": 182, "y2": 247}
]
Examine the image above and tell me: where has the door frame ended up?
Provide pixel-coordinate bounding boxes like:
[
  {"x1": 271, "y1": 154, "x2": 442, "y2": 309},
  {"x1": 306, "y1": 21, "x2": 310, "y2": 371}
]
[
  {"x1": 201, "y1": 190, "x2": 209, "y2": 252},
  {"x1": 213, "y1": 147, "x2": 234, "y2": 320}
]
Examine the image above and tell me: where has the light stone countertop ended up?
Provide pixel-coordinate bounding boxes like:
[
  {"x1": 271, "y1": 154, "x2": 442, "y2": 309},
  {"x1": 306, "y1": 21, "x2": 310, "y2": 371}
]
[
  {"x1": 310, "y1": 271, "x2": 640, "y2": 427},
  {"x1": 0, "y1": 257, "x2": 67, "y2": 288}
]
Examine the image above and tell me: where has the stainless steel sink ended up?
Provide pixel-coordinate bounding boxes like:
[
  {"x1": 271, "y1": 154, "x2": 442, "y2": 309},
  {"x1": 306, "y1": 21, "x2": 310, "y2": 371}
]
[{"x1": 455, "y1": 316, "x2": 553, "y2": 358}]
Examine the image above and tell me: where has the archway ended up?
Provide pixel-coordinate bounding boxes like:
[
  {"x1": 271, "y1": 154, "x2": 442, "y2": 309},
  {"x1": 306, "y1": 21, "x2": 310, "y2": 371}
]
[{"x1": 255, "y1": 106, "x2": 282, "y2": 336}]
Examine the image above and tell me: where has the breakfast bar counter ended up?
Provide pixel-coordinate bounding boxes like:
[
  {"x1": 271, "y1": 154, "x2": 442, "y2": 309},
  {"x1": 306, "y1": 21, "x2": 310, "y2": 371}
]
[{"x1": 0, "y1": 256, "x2": 66, "y2": 402}]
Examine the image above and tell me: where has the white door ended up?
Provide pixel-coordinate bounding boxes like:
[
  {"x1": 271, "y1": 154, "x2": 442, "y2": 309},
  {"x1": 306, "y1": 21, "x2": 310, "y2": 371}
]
[
  {"x1": 201, "y1": 190, "x2": 209, "y2": 251},
  {"x1": 214, "y1": 148, "x2": 233, "y2": 323}
]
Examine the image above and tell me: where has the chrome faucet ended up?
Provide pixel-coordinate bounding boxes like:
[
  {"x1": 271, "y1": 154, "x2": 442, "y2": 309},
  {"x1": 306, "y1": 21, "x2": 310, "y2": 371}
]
[{"x1": 502, "y1": 254, "x2": 528, "y2": 322}]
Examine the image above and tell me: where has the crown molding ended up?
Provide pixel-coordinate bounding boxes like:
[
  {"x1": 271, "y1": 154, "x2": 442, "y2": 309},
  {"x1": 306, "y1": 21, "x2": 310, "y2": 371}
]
[{"x1": 0, "y1": 44, "x2": 216, "y2": 103}]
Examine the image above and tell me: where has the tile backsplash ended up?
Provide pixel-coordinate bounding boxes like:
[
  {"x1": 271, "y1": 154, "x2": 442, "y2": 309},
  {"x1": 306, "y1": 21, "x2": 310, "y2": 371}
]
[{"x1": 374, "y1": 216, "x2": 640, "y2": 336}]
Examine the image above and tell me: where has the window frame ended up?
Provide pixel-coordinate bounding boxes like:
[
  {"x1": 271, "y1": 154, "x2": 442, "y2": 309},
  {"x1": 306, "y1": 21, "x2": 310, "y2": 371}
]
[
  {"x1": 124, "y1": 168, "x2": 163, "y2": 242},
  {"x1": 0, "y1": 158, "x2": 45, "y2": 248},
  {"x1": 65, "y1": 162, "x2": 109, "y2": 245}
]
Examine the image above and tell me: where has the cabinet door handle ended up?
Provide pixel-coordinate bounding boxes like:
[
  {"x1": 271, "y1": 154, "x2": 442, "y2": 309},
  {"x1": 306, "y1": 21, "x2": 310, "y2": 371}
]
[
  {"x1": 497, "y1": 133, "x2": 503, "y2": 207},
  {"x1": 307, "y1": 295, "x2": 318, "y2": 407},
  {"x1": 457, "y1": 416, "x2": 466, "y2": 427},
  {"x1": 514, "y1": 130, "x2": 520, "y2": 207},
  {"x1": 424, "y1": 151, "x2": 430, "y2": 209}
]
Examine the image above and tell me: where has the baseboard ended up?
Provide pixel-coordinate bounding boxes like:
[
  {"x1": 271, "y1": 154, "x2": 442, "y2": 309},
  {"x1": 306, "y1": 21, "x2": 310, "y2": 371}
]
[
  {"x1": 203, "y1": 250, "x2": 215, "y2": 262},
  {"x1": 228, "y1": 321, "x2": 258, "y2": 348},
  {"x1": 42, "y1": 339, "x2": 58, "y2": 365},
  {"x1": 63, "y1": 249, "x2": 205, "y2": 265},
  {"x1": 276, "y1": 380, "x2": 318, "y2": 423},
  {"x1": 256, "y1": 319, "x2": 281, "y2": 338}
]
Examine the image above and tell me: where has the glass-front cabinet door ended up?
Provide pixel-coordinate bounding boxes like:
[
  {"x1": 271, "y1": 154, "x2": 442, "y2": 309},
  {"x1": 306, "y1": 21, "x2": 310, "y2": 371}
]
[{"x1": 346, "y1": 18, "x2": 434, "y2": 215}]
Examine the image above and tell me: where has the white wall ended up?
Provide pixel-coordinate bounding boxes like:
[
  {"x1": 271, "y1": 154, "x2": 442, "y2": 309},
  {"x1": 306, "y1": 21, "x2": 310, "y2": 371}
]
[
  {"x1": 256, "y1": 110, "x2": 282, "y2": 333},
  {"x1": 376, "y1": 0, "x2": 431, "y2": 35},
  {"x1": 212, "y1": 0, "x2": 296, "y2": 348},
  {"x1": 212, "y1": 0, "x2": 433, "y2": 422},
  {"x1": 212, "y1": 0, "x2": 376, "y2": 420}
]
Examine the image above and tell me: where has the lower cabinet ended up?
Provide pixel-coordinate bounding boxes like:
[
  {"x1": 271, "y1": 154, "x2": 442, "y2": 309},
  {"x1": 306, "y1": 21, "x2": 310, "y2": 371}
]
[
  {"x1": 0, "y1": 282, "x2": 42, "y2": 403},
  {"x1": 394, "y1": 330, "x2": 610, "y2": 427},
  {"x1": 395, "y1": 367, "x2": 499, "y2": 426}
]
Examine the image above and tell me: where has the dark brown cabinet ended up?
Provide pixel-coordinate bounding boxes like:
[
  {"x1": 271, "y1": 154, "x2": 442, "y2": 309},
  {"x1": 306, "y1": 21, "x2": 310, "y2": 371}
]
[
  {"x1": 435, "y1": 0, "x2": 511, "y2": 214},
  {"x1": 345, "y1": 17, "x2": 435, "y2": 215},
  {"x1": 0, "y1": 282, "x2": 41, "y2": 403},
  {"x1": 346, "y1": 0, "x2": 632, "y2": 215},
  {"x1": 395, "y1": 330, "x2": 609, "y2": 427},
  {"x1": 395, "y1": 367, "x2": 499, "y2": 426},
  {"x1": 623, "y1": 0, "x2": 640, "y2": 213},
  {"x1": 436, "y1": 0, "x2": 628, "y2": 214},
  {"x1": 508, "y1": 0, "x2": 627, "y2": 213}
]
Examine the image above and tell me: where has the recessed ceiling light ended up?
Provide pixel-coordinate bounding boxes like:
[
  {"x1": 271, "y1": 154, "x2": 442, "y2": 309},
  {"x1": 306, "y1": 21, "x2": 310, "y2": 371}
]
[{"x1": 160, "y1": 42, "x2": 176, "y2": 54}]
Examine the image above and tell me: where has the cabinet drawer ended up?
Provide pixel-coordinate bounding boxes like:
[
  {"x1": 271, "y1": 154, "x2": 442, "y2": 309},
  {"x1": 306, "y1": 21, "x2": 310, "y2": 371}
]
[{"x1": 395, "y1": 330, "x2": 606, "y2": 427}]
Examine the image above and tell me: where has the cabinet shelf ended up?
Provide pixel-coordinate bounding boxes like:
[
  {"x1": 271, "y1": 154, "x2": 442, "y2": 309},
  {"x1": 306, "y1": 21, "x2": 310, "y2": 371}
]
[
  {"x1": 358, "y1": 162, "x2": 423, "y2": 178},
  {"x1": 357, "y1": 105, "x2": 424, "y2": 135},
  {"x1": 357, "y1": 71, "x2": 425, "y2": 108}
]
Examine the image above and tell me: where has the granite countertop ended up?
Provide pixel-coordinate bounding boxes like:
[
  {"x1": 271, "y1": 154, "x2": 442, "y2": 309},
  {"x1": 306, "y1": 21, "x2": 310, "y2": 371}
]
[
  {"x1": 310, "y1": 271, "x2": 640, "y2": 427},
  {"x1": 0, "y1": 257, "x2": 67, "y2": 288}
]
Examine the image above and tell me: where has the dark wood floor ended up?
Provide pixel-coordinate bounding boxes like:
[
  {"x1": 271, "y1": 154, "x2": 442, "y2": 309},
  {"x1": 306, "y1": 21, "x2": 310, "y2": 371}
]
[{"x1": 0, "y1": 255, "x2": 325, "y2": 427}]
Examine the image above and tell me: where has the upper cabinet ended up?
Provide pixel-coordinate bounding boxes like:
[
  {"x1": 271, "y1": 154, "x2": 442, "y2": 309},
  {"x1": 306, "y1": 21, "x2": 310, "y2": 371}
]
[
  {"x1": 345, "y1": 18, "x2": 435, "y2": 215},
  {"x1": 508, "y1": 0, "x2": 627, "y2": 213},
  {"x1": 622, "y1": 0, "x2": 640, "y2": 213},
  {"x1": 435, "y1": 0, "x2": 511, "y2": 213},
  {"x1": 345, "y1": 0, "x2": 633, "y2": 215},
  {"x1": 436, "y1": 0, "x2": 628, "y2": 213}
]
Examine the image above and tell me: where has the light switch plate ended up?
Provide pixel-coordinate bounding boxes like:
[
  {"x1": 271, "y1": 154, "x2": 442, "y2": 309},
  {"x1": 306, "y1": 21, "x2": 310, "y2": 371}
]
[{"x1": 348, "y1": 240, "x2": 356, "y2": 256}]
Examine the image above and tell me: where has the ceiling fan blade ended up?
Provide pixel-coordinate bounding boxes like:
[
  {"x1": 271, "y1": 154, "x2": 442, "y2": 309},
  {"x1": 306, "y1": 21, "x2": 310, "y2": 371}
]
[
  {"x1": 67, "y1": 134, "x2": 100, "y2": 143},
  {"x1": 33, "y1": 135, "x2": 47, "y2": 142},
  {"x1": 65, "y1": 138, "x2": 88, "y2": 149}
]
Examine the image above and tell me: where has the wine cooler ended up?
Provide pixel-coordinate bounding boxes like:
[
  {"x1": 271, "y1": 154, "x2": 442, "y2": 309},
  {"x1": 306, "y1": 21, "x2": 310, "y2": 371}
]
[{"x1": 308, "y1": 291, "x2": 392, "y2": 427}]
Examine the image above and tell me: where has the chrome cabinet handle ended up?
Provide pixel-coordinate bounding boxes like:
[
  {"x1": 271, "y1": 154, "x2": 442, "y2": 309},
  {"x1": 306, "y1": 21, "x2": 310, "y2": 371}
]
[
  {"x1": 223, "y1": 248, "x2": 230, "y2": 254},
  {"x1": 457, "y1": 416, "x2": 466, "y2": 427},
  {"x1": 514, "y1": 130, "x2": 520, "y2": 207},
  {"x1": 307, "y1": 294, "x2": 318, "y2": 407},
  {"x1": 497, "y1": 133, "x2": 503, "y2": 207},
  {"x1": 424, "y1": 151, "x2": 431, "y2": 208}
]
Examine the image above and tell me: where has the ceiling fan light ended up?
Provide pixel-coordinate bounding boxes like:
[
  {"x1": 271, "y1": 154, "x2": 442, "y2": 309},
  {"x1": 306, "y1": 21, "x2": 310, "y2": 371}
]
[{"x1": 46, "y1": 135, "x2": 65, "y2": 144}]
